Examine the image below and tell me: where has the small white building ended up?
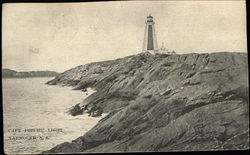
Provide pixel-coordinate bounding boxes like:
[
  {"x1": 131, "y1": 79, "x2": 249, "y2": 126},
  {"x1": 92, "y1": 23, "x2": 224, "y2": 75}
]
[{"x1": 159, "y1": 42, "x2": 176, "y2": 55}]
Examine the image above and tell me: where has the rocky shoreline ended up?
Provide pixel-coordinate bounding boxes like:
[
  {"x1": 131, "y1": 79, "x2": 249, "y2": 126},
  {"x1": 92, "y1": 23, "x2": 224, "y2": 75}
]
[{"x1": 44, "y1": 52, "x2": 249, "y2": 153}]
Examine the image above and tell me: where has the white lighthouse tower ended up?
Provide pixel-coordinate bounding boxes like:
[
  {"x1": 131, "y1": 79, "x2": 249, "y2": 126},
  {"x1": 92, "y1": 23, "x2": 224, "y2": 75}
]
[{"x1": 142, "y1": 14, "x2": 158, "y2": 54}]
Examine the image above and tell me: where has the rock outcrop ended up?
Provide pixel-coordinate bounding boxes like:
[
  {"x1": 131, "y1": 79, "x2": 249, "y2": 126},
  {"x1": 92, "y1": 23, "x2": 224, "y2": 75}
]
[{"x1": 44, "y1": 52, "x2": 249, "y2": 153}]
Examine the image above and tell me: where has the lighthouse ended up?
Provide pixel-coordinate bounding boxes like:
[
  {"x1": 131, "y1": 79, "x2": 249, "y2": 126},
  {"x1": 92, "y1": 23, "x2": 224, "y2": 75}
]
[{"x1": 142, "y1": 14, "x2": 158, "y2": 54}]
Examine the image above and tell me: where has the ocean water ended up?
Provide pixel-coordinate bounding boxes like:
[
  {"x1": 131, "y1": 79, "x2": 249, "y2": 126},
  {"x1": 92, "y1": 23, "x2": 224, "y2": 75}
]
[{"x1": 3, "y1": 77, "x2": 104, "y2": 154}]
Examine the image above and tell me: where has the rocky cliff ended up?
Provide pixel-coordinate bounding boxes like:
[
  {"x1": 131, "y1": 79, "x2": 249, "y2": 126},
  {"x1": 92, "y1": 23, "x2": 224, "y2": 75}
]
[{"x1": 45, "y1": 52, "x2": 249, "y2": 153}]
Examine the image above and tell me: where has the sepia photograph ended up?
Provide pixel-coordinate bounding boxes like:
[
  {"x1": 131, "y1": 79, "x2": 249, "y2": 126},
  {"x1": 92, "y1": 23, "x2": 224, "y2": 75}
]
[{"x1": 2, "y1": 0, "x2": 249, "y2": 154}]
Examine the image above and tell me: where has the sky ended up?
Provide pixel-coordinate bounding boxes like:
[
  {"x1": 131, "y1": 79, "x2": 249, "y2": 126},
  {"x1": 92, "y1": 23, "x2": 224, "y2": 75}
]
[{"x1": 2, "y1": 1, "x2": 247, "y2": 72}]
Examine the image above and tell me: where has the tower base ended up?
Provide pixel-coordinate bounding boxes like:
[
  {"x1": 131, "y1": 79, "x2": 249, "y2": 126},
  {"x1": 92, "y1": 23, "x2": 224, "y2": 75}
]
[{"x1": 144, "y1": 50, "x2": 159, "y2": 55}]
